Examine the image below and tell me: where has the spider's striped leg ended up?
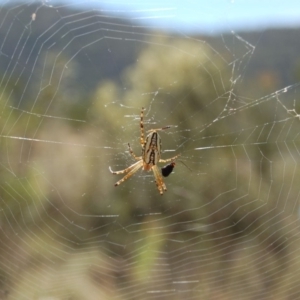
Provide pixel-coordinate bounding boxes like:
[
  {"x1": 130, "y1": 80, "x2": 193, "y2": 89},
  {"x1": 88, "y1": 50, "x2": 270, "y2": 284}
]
[
  {"x1": 159, "y1": 154, "x2": 180, "y2": 164},
  {"x1": 109, "y1": 160, "x2": 142, "y2": 175},
  {"x1": 140, "y1": 107, "x2": 145, "y2": 146},
  {"x1": 152, "y1": 165, "x2": 167, "y2": 195},
  {"x1": 112, "y1": 160, "x2": 143, "y2": 187},
  {"x1": 128, "y1": 143, "x2": 142, "y2": 161},
  {"x1": 147, "y1": 126, "x2": 171, "y2": 134}
]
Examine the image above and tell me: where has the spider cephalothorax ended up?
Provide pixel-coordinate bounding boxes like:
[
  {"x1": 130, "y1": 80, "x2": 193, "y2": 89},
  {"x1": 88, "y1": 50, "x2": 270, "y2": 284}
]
[{"x1": 109, "y1": 107, "x2": 179, "y2": 195}]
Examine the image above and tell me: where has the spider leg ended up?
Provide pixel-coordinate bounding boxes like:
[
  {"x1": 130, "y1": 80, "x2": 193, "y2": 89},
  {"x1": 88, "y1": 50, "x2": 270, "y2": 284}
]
[
  {"x1": 159, "y1": 154, "x2": 180, "y2": 164},
  {"x1": 152, "y1": 165, "x2": 167, "y2": 195},
  {"x1": 147, "y1": 126, "x2": 171, "y2": 133},
  {"x1": 112, "y1": 160, "x2": 143, "y2": 187},
  {"x1": 140, "y1": 107, "x2": 145, "y2": 146},
  {"x1": 109, "y1": 160, "x2": 142, "y2": 175},
  {"x1": 128, "y1": 143, "x2": 142, "y2": 160}
]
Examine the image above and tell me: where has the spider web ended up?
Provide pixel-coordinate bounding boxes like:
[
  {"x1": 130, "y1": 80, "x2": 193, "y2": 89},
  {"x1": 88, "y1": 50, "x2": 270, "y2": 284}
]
[{"x1": 1, "y1": 1, "x2": 300, "y2": 299}]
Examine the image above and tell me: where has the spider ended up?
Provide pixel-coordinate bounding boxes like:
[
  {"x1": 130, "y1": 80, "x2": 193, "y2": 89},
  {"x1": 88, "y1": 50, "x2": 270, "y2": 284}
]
[{"x1": 109, "y1": 107, "x2": 179, "y2": 195}]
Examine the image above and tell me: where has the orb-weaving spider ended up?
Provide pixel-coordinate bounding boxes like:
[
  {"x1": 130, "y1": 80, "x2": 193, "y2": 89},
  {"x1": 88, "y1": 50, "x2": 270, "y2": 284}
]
[{"x1": 109, "y1": 107, "x2": 179, "y2": 195}]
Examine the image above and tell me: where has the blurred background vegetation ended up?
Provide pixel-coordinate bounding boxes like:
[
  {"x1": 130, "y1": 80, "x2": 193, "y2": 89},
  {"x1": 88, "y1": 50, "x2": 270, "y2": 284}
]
[{"x1": 1, "y1": 2, "x2": 300, "y2": 300}]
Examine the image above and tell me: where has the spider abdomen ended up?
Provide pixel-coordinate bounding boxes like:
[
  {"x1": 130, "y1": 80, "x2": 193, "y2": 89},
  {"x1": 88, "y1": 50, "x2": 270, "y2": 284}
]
[{"x1": 142, "y1": 131, "x2": 161, "y2": 170}]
